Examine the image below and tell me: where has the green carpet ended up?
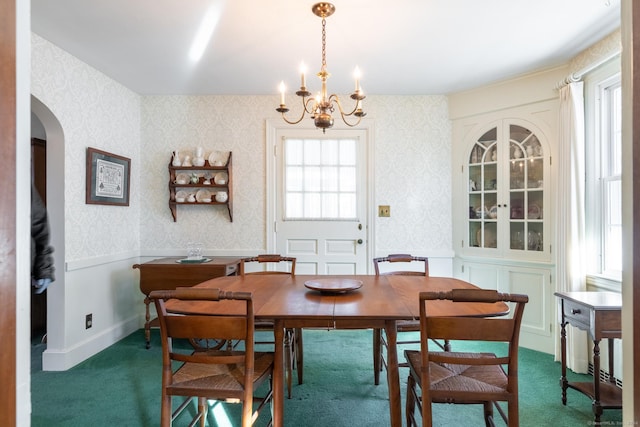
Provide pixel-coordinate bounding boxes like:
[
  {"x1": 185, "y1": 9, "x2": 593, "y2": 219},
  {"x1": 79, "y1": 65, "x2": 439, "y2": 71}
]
[{"x1": 31, "y1": 329, "x2": 622, "y2": 426}]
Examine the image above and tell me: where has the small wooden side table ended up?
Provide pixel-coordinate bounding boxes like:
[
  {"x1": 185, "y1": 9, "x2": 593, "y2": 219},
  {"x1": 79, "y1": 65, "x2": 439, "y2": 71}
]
[
  {"x1": 554, "y1": 291, "x2": 622, "y2": 424},
  {"x1": 133, "y1": 257, "x2": 240, "y2": 348}
]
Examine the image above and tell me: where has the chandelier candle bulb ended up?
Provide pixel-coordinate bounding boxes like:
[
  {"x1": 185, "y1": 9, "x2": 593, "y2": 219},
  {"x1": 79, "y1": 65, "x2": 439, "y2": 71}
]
[
  {"x1": 354, "y1": 66, "x2": 361, "y2": 91},
  {"x1": 279, "y1": 81, "x2": 286, "y2": 105},
  {"x1": 300, "y1": 62, "x2": 307, "y2": 88}
]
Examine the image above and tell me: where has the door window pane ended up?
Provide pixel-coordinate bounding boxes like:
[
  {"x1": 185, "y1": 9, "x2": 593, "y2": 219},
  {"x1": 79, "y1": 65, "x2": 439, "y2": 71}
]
[{"x1": 284, "y1": 138, "x2": 358, "y2": 219}]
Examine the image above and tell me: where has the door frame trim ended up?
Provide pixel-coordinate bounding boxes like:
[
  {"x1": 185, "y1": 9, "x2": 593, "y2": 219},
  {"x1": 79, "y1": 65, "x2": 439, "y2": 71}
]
[
  {"x1": 265, "y1": 119, "x2": 376, "y2": 274},
  {"x1": 0, "y1": 0, "x2": 17, "y2": 423}
]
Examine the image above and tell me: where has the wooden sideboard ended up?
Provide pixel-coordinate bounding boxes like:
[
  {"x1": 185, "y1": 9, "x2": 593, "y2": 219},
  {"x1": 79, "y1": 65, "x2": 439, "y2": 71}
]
[
  {"x1": 133, "y1": 257, "x2": 240, "y2": 348},
  {"x1": 555, "y1": 291, "x2": 622, "y2": 424}
]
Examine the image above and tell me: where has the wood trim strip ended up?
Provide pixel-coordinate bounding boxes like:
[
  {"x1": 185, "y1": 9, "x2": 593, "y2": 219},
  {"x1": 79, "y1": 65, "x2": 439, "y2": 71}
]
[
  {"x1": 0, "y1": 0, "x2": 17, "y2": 424},
  {"x1": 632, "y1": 2, "x2": 640, "y2": 421}
]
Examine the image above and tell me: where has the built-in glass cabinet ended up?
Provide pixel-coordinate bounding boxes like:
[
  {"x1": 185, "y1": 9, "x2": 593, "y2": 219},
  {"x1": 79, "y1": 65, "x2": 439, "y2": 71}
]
[
  {"x1": 466, "y1": 122, "x2": 548, "y2": 260},
  {"x1": 454, "y1": 105, "x2": 556, "y2": 354}
]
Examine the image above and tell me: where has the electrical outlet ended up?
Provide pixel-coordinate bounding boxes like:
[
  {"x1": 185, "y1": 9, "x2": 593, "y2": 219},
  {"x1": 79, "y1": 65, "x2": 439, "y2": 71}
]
[
  {"x1": 378, "y1": 205, "x2": 390, "y2": 217},
  {"x1": 85, "y1": 313, "x2": 93, "y2": 329}
]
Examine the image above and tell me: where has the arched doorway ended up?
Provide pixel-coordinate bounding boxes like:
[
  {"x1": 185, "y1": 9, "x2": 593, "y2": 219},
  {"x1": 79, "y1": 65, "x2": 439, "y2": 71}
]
[{"x1": 30, "y1": 96, "x2": 66, "y2": 366}]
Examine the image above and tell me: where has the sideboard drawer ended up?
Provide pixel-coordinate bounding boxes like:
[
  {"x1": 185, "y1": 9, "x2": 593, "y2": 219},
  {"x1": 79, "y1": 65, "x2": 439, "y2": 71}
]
[
  {"x1": 562, "y1": 298, "x2": 590, "y2": 329},
  {"x1": 226, "y1": 263, "x2": 237, "y2": 276}
]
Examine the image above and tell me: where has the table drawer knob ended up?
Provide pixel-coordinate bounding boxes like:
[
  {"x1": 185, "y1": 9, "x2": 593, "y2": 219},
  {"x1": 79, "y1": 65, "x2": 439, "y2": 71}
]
[{"x1": 571, "y1": 308, "x2": 581, "y2": 315}]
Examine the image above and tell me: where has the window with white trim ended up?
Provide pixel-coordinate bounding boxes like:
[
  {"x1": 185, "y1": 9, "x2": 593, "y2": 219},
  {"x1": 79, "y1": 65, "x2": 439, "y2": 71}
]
[
  {"x1": 585, "y1": 63, "x2": 622, "y2": 282},
  {"x1": 283, "y1": 137, "x2": 358, "y2": 220}
]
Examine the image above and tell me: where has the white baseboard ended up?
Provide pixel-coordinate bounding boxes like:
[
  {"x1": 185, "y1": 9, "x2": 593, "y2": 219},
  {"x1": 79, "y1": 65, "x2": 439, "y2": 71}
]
[{"x1": 41, "y1": 314, "x2": 142, "y2": 371}]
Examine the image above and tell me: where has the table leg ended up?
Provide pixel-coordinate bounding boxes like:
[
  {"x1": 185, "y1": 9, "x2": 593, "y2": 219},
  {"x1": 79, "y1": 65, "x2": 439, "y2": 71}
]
[
  {"x1": 144, "y1": 296, "x2": 151, "y2": 349},
  {"x1": 607, "y1": 338, "x2": 615, "y2": 386},
  {"x1": 295, "y1": 328, "x2": 304, "y2": 385},
  {"x1": 273, "y1": 319, "x2": 285, "y2": 427},
  {"x1": 384, "y1": 320, "x2": 402, "y2": 427},
  {"x1": 559, "y1": 320, "x2": 568, "y2": 405},
  {"x1": 593, "y1": 339, "x2": 602, "y2": 424},
  {"x1": 373, "y1": 328, "x2": 382, "y2": 385}
]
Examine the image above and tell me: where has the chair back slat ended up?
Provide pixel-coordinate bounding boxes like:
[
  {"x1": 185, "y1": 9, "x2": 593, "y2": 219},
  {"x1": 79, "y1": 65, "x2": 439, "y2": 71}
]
[
  {"x1": 373, "y1": 253, "x2": 429, "y2": 276},
  {"x1": 164, "y1": 314, "x2": 249, "y2": 341},
  {"x1": 429, "y1": 352, "x2": 510, "y2": 366},
  {"x1": 424, "y1": 317, "x2": 516, "y2": 342},
  {"x1": 171, "y1": 352, "x2": 246, "y2": 365},
  {"x1": 240, "y1": 254, "x2": 296, "y2": 275}
]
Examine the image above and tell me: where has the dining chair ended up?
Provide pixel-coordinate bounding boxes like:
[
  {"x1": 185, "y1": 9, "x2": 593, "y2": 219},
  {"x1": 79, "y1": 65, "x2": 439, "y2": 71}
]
[
  {"x1": 404, "y1": 289, "x2": 528, "y2": 427},
  {"x1": 372, "y1": 254, "x2": 445, "y2": 385},
  {"x1": 240, "y1": 254, "x2": 303, "y2": 398},
  {"x1": 149, "y1": 287, "x2": 274, "y2": 427}
]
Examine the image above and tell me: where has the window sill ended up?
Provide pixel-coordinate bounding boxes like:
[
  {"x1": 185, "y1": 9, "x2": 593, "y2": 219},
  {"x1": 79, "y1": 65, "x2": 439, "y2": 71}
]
[{"x1": 586, "y1": 274, "x2": 622, "y2": 292}]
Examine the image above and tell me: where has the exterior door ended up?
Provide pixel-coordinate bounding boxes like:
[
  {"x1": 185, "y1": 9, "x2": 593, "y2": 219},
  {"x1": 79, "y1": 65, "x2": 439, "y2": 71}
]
[{"x1": 273, "y1": 128, "x2": 369, "y2": 274}]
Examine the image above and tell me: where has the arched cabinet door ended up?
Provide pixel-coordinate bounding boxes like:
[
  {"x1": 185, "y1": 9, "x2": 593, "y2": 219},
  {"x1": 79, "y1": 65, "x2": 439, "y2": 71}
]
[{"x1": 465, "y1": 120, "x2": 550, "y2": 262}]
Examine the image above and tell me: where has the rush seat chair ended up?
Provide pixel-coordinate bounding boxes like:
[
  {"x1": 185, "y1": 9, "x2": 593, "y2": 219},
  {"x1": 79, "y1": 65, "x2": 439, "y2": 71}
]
[
  {"x1": 404, "y1": 289, "x2": 528, "y2": 427},
  {"x1": 150, "y1": 287, "x2": 274, "y2": 427}
]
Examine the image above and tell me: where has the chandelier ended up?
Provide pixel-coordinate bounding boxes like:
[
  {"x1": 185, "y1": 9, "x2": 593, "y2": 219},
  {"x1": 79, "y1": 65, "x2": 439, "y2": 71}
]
[{"x1": 276, "y1": 2, "x2": 366, "y2": 132}]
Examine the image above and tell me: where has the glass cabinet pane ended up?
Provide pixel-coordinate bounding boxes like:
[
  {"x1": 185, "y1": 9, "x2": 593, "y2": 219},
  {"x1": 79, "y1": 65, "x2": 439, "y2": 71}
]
[
  {"x1": 508, "y1": 125, "x2": 544, "y2": 252},
  {"x1": 468, "y1": 127, "x2": 498, "y2": 249},
  {"x1": 466, "y1": 123, "x2": 545, "y2": 254}
]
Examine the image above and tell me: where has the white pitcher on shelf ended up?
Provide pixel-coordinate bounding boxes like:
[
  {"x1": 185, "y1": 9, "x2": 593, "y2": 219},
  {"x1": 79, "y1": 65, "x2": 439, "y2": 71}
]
[{"x1": 172, "y1": 150, "x2": 181, "y2": 166}]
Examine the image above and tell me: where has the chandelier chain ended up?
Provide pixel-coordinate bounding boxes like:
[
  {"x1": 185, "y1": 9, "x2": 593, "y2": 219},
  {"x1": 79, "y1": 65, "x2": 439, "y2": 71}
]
[{"x1": 321, "y1": 18, "x2": 327, "y2": 71}]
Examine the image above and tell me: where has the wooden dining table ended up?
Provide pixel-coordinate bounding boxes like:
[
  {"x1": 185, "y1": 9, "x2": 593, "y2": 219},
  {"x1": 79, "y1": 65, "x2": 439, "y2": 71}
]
[{"x1": 166, "y1": 274, "x2": 509, "y2": 427}]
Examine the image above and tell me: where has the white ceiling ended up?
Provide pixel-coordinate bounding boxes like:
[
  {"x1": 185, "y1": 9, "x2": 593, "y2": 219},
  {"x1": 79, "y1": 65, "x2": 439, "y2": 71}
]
[{"x1": 31, "y1": 0, "x2": 621, "y2": 96}]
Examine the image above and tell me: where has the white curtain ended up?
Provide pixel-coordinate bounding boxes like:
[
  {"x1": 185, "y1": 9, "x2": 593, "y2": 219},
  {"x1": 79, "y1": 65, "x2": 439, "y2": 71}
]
[{"x1": 554, "y1": 81, "x2": 588, "y2": 373}]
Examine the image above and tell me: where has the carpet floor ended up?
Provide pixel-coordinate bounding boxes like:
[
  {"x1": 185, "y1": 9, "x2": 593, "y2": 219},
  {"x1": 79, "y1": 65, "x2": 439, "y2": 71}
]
[{"x1": 31, "y1": 329, "x2": 622, "y2": 426}]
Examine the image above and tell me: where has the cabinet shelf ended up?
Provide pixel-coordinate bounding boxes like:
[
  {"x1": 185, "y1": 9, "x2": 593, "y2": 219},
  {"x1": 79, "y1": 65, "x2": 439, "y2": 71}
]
[
  {"x1": 170, "y1": 184, "x2": 228, "y2": 189},
  {"x1": 169, "y1": 201, "x2": 228, "y2": 206},
  {"x1": 168, "y1": 152, "x2": 233, "y2": 222}
]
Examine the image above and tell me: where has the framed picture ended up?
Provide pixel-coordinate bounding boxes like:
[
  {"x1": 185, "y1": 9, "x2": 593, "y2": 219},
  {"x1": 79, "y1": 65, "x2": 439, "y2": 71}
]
[{"x1": 86, "y1": 147, "x2": 131, "y2": 206}]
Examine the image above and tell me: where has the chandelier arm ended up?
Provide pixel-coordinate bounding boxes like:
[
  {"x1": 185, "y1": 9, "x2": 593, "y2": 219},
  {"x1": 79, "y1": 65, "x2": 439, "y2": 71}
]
[
  {"x1": 329, "y1": 94, "x2": 360, "y2": 117},
  {"x1": 279, "y1": 112, "x2": 307, "y2": 125},
  {"x1": 337, "y1": 111, "x2": 364, "y2": 127},
  {"x1": 325, "y1": 95, "x2": 362, "y2": 127},
  {"x1": 303, "y1": 97, "x2": 318, "y2": 115},
  {"x1": 279, "y1": 105, "x2": 307, "y2": 125},
  {"x1": 279, "y1": 96, "x2": 319, "y2": 125}
]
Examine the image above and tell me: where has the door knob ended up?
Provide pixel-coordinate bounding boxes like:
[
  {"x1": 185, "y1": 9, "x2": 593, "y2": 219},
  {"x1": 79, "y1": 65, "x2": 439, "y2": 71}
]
[{"x1": 357, "y1": 239, "x2": 363, "y2": 244}]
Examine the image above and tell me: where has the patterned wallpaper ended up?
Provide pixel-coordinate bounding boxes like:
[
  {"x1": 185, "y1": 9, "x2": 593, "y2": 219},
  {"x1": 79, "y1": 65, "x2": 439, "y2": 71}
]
[
  {"x1": 141, "y1": 94, "x2": 452, "y2": 256},
  {"x1": 31, "y1": 33, "x2": 141, "y2": 261},
  {"x1": 569, "y1": 29, "x2": 621, "y2": 77},
  {"x1": 367, "y1": 96, "x2": 452, "y2": 254},
  {"x1": 31, "y1": 33, "x2": 453, "y2": 262}
]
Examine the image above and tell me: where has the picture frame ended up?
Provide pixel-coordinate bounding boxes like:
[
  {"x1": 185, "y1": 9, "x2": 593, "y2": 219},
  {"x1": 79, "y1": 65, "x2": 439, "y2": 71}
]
[{"x1": 85, "y1": 147, "x2": 131, "y2": 206}]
